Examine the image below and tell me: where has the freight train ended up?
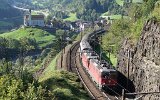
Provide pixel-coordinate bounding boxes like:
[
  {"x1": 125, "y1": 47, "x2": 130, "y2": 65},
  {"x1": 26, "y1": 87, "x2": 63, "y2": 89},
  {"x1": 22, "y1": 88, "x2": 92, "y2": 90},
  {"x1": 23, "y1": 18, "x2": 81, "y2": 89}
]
[{"x1": 79, "y1": 29, "x2": 117, "y2": 89}]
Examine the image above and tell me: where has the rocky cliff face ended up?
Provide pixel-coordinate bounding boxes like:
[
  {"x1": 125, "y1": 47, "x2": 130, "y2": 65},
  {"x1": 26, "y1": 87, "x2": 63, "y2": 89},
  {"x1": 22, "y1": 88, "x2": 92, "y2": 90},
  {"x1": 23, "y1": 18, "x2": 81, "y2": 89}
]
[{"x1": 117, "y1": 19, "x2": 160, "y2": 100}]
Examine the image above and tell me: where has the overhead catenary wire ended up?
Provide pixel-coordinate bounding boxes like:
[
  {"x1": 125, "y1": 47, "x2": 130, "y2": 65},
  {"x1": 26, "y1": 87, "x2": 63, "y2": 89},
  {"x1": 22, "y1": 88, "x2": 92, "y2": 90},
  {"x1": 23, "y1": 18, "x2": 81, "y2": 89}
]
[
  {"x1": 81, "y1": 31, "x2": 133, "y2": 94},
  {"x1": 105, "y1": 47, "x2": 160, "y2": 98},
  {"x1": 105, "y1": 85, "x2": 121, "y2": 99},
  {"x1": 105, "y1": 72, "x2": 131, "y2": 93},
  {"x1": 80, "y1": 25, "x2": 159, "y2": 99},
  {"x1": 94, "y1": 41, "x2": 160, "y2": 98},
  {"x1": 118, "y1": 50, "x2": 159, "y2": 76},
  {"x1": 88, "y1": 37, "x2": 132, "y2": 93},
  {"x1": 80, "y1": 29, "x2": 122, "y2": 99},
  {"x1": 80, "y1": 28, "x2": 137, "y2": 96},
  {"x1": 99, "y1": 53, "x2": 133, "y2": 93},
  {"x1": 89, "y1": 34, "x2": 158, "y2": 93}
]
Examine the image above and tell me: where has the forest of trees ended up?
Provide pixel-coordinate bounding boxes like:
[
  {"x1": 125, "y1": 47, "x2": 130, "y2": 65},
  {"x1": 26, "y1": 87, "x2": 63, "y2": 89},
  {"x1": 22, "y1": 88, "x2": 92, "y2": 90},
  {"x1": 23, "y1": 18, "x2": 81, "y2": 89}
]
[
  {"x1": 0, "y1": 61, "x2": 88, "y2": 99},
  {"x1": 31, "y1": 0, "x2": 123, "y2": 21},
  {"x1": 0, "y1": 27, "x2": 87, "y2": 99}
]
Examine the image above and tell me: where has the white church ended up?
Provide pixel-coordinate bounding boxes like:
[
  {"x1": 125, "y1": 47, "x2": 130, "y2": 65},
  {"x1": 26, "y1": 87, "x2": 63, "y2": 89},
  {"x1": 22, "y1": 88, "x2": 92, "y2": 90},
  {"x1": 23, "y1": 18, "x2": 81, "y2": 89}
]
[{"x1": 24, "y1": 9, "x2": 45, "y2": 27}]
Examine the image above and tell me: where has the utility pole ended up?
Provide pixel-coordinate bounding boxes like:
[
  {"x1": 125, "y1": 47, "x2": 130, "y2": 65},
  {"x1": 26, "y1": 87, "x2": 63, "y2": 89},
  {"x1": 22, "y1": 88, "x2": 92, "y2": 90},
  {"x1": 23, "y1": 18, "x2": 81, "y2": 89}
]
[
  {"x1": 60, "y1": 36, "x2": 63, "y2": 68},
  {"x1": 108, "y1": 47, "x2": 111, "y2": 60},
  {"x1": 69, "y1": 49, "x2": 71, "y2": 71},
  {"x1": 127, "y1": 49, "x2": 130, "y2": 90},
  {"x1": 125, "y1": 91, "x2": 160, "y2": 98},
  {"x1": 81, "y1": 31, "x2": 82, "y2": 40},
  {"x1": 60, "y1": 31, "x2": 67, "y2": 68},
  {"x1": 122, "y1": 89, "x2": 125, "y2": 100},
  {"x1": 19, "y1": 47, "x2": 25, "y2": 79},
  {"x1": 63, "y1": 31, "x2": 66, "y2": 53},
  {"x1": 4, "y1": 39, "x2": 9, "y2": 74},
  {"x1": 99, "y1": 35, "x2": 102, "y2": 62},
  {"x1": 93, "y1": 34, "x2": 96, "y2": 50},
  {"x1": 80, "y1": 22, "x2": 84, "y2": 40}
]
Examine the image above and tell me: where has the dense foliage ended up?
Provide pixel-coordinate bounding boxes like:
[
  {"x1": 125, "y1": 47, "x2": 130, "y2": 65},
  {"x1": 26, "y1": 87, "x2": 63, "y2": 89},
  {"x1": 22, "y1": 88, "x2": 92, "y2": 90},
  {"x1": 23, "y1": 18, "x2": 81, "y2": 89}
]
[
  {"x1": 51, "y1": 11, "x2": 69, "y2": 19},
  {"x1": 32, "y1": 0, "x2": 123, "y2": 21},
  {"x1": 0, "y1": 37, "x2": 37, "y2": 50},
  {"x1": 0, "y1": 26, "x2": 89, "y2": 99},
  {"x1": 0, "y1": 60, "x2": 88, "y2": 100},
  {"x1": 101, "y1": 0, "x2": 159, "y2": 66}
]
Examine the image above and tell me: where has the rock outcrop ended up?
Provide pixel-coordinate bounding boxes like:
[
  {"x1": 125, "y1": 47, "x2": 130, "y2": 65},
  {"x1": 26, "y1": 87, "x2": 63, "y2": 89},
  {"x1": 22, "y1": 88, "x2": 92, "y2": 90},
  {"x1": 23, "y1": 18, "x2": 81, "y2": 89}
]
[{"x1": 117, "y1": 19, "x2": 160, "y2": 100}]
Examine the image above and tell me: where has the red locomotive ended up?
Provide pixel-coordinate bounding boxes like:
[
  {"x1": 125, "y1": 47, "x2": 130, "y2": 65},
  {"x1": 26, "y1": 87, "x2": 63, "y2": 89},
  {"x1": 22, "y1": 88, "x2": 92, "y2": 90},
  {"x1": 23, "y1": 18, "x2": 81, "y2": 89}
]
[{"x1": 80, "y1": 30, "x2": 117, "y2": 89}]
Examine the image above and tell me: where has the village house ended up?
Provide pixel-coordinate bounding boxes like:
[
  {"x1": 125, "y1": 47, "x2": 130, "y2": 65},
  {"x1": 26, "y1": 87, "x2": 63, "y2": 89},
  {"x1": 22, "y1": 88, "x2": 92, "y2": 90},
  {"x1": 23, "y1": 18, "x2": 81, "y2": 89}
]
[
  {"x1": 79, "y1": 21, "x2": 93, "y2": 31},
  {"x1": 24, "y1": 9, "x2": 45, "y2": 27}
]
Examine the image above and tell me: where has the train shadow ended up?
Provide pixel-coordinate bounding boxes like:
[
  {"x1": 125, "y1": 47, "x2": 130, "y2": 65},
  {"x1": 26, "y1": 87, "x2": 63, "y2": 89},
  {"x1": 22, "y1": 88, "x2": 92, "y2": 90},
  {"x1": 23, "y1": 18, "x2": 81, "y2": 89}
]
[{"x1": 103, "y1": 71, "x2": 135, "y2": 98}]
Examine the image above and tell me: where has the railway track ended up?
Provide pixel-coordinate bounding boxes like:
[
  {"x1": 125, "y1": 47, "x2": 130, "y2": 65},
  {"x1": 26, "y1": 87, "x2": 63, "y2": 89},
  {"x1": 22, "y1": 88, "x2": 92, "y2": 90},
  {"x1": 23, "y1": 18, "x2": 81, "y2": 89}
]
[{"x1": 66, "y1": 41, "x2": 118, "y2": 100}]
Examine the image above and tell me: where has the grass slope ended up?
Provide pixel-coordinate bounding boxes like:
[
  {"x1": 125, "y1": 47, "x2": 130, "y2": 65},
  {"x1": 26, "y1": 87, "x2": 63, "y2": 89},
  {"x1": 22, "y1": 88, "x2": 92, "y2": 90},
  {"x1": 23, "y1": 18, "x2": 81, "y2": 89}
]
[
  {"x1": 0, "y1": 27, "x2": 55, "y2": 48},
  {"x1": 41, "y1": 71, "x2": 90, "y2": 100},
  {"x1": 39, "y1": 54, "x2": 90, "y2": 100},
  {"x1": 116, "y1": 0, "x2": 124, "y2": 6},
  {"x1": 110, "y1": 15, "x2": 128, "y2": 19},
  {"x1": 106, "y1": 53, "x2": 117, "y2": 67},
  {"x1": 132, "y1": 0, "x2": 143, "y2": 3},
  {"x1": 39, "y1": 53, "x2": 59, "y2": 81},
  {"x1": 101, "y1": 11, "x2": 109, "y2": 16},
  {"x1": 116, "y1": 0, "x2": 143, "y2": 6},
  {"x1": 101, "y1": 14, "x2": 129, "y2": 20},
  {"x1": 63, "y1": 13, "x2": 78, "y2": 22}
]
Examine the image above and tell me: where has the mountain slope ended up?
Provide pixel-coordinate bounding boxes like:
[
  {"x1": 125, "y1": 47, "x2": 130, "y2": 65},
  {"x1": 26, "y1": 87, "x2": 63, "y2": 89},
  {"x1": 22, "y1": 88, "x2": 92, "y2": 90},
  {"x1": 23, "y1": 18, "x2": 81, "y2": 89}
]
[
  {"x1": 0, "y1": 0, "x2": 23, "y2": 33},
  {"x1": 0, "y1": 0, "x2": 21, "y2": 18},
  {"x1": 33, "y1": 0, "x2": 116, "y2": 12},
  {"x1": 32, "y1": 0, "x2": 121, "y2": 21}
]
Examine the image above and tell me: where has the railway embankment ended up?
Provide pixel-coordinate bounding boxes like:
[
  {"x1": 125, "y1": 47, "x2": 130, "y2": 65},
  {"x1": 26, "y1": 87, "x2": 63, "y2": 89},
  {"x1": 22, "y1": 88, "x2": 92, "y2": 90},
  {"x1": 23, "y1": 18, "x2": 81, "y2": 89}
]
[
  {"x1": 117, "y1": 19, "x2": 160, "y2": 99},
  {"x1": 56, "y1": 42, "x2": 77, "y2": 70}
]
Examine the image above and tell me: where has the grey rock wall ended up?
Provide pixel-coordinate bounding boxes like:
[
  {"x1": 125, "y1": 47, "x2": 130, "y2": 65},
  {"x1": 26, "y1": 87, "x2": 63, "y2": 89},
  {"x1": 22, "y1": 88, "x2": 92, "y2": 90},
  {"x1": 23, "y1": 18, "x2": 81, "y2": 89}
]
[{"x1": 117, "y1": 19, "x2": 160, "y2": 100}]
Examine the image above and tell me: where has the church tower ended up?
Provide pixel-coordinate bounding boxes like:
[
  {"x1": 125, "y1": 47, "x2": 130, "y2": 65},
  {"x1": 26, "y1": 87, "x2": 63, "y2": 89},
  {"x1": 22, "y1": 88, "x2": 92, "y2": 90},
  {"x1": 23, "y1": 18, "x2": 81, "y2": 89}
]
[{"x1": 29, "y1": 9, "x2": 32, "y2": 26}]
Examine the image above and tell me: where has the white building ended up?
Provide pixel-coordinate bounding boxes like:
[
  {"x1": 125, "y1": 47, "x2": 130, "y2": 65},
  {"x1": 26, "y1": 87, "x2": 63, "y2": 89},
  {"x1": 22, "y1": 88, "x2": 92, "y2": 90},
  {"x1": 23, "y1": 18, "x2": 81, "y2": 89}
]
[
  {"x1": 24, "y1": 9, "x2": 45, "y2": 27},
  {"x1": 79, "y1": 22, "x2": 93, "y2": 31}
]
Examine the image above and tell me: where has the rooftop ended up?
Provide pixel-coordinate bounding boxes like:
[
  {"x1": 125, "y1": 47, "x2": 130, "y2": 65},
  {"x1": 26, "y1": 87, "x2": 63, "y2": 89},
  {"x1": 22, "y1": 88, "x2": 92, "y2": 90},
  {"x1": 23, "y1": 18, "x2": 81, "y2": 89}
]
[{"x1": 31, "y1": 15, "x2": 44, "y2": 20}]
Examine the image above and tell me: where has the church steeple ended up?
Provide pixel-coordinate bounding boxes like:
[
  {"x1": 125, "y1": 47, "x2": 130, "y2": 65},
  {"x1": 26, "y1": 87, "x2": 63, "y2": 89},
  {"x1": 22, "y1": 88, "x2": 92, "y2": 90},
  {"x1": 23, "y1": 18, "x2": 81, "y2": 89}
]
[
  {"x1": 29, "y1": 9, "x2": 32, "y2": 26},
  {"x1": 29, "y1": 9, "x2": 31, "y2": 14}
]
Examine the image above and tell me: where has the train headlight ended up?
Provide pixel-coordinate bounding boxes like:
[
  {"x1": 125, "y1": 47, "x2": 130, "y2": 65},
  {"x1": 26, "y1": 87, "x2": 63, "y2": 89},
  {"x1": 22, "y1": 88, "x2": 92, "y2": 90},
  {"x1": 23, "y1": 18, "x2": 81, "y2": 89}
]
[{"x1": 109, "y1": 80, "x2": 111, "y2": 83}]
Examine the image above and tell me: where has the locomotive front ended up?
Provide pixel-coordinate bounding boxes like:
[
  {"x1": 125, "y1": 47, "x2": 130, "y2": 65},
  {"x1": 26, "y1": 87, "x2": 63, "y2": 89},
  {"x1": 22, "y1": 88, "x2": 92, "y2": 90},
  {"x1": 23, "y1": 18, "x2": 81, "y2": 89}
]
[
  {"x1": 101, "y1": 68, "x2": 117, "y2": 87},
  {"x1": 100, "y1": 61, "x2": 117, "y2": 88}
]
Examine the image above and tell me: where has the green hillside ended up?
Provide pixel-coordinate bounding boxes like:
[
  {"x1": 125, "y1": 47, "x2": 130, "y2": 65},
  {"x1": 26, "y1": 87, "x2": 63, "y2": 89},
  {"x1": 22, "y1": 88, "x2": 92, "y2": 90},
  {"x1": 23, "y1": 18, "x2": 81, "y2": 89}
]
[
  {"x1": 0, "y1": 27, "x2": 56, "y2": 48},
  {"x1": 63, "y1": 13, "x2": 78, "y2": 22},
  {"x1": 115, "y1": 0, "x2": 143, "y2": 6},
  {"x1": 132, "y1": 0, "x2": 143, "y2": 3},
  {"x1": 116, "y1": 0, "x2": 124, "y2": 6}
]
